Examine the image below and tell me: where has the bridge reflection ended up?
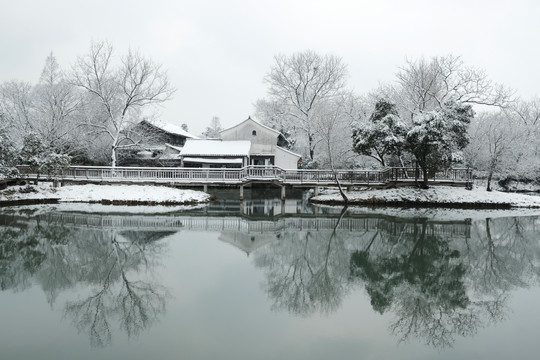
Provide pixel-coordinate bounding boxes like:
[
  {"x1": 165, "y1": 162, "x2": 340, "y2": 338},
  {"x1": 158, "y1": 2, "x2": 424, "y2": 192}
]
[{"x1": 2, "y1": 200, "x2": 471, "y2": 256}]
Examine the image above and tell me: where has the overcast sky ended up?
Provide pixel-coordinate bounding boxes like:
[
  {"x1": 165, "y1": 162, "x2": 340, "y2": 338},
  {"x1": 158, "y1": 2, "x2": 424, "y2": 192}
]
[{"x1": 1, "y1": 0, "x2": 538, "y2": 135}]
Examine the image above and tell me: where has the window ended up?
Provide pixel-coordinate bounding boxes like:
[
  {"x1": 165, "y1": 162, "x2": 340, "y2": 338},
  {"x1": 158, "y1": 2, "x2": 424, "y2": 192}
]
[{"x1": 252, "y1": 130, "x2": 257, "y2": 136}]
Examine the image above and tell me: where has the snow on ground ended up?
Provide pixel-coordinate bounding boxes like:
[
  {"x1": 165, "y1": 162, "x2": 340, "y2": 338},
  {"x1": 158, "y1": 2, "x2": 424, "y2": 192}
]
[
  {"x1": 0, "y1": 183, "x2": 211, "y2": 204},
  {"x1": 312, "y1": 186, "x2": 540, "y2": 208},
  {"x1": 1, "y1": 203, "x2": 207, "y2": 216}
]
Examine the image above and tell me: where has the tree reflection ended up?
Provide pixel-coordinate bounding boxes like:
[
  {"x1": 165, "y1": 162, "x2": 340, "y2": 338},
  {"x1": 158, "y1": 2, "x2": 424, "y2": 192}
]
[
  {"x1": 349, "y1": 215, "x2": 540, "y2": 348},
  {"x1": 0, "y1": 217, "x2": 170, "y2": 347},
  {"x1": 3, "y1": 210, "x2": 540, "y2": 349},
  {"x1": 351, "y1": 220, "x2": 477, "y2": 347},
  {"x1": 255, "y1": 212, "x2": 540, "y2": 348},
  {"x1": 254, "y1": 208, "x2": 351, "y2": 316},
  {"x1": 62, "y1": 231, "x2": 169, "y2": 347}
]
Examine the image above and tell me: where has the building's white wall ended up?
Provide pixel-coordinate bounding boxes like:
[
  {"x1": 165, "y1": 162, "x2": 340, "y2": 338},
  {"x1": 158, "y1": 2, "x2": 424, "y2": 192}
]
[
  {"x1": 275, "y1": 147, "x2": 300, "y2": 169},
  {"x1": 221, "y1": 118, "x2": 300, "y2": 169},
  {"x1": 221, "y1": 120, "x2": 278, "y2": 154}
]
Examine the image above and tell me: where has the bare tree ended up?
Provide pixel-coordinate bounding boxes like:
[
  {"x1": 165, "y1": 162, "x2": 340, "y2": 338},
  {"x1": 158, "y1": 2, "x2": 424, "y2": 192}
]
[
  {"x1": 467, "y1": 111, "x2": 521, "y2": 191},
  {"x1": 0, "y1": 80, "x2": 34, "y2": 138},
  {"x1": 1, "y1": 54, "x2": 83, "y2": 153},
  {"x1": 261, "y1": 50, "x2": 348, "y2": 162},
  {"x1": 34, "y1": 52, "x2": 83, "y2": 152},
  {"x1": 72, "y1": 41, "x2": 175, "y2": 167},
  {"x1": 384, "y1": 55, "x2": 514, "y2": 121},
  {"x1": 201, "y1": 116, "x2": 222, "y2": 138},
  {"x1": 511, "y1": 97, "x2": 540, "y2": 173},
  {"x1": 467, "y1": 98, "x2": 540, "y2": 185},
  {"x1": 314, "y1": 97, "x2": 354, "y2": 202}
]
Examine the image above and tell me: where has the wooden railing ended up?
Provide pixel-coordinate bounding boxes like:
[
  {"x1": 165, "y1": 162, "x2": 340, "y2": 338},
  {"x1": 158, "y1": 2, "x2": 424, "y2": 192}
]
[{"x1": 16, "y1": 165, "x2": 472, "y2": 186}]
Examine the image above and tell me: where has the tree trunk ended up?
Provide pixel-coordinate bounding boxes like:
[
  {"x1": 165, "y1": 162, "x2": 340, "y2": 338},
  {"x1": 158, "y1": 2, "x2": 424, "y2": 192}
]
[
  {"x1": 333, "y1": 171, "x2": 349, "y2": 204},
  {"x1": 421, "y1": 167, "x2": 429, "y2": 189},
  {"x1": 486, "y1": 171, "x2": 493, "y2": 191},
  {"x1": 399, "y1": 155, "x2": 408, "y2": 179},
  {"x1": 111, "y1": 146, "x2": 117, "y2": 168},
  {"x1": 308, "y1": 133, "x2": 315, "y2": 161}
]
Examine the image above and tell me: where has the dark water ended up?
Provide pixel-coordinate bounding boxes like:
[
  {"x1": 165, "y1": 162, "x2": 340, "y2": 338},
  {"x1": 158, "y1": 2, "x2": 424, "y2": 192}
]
[{"x1": 1, "y1": 196, "x2": 540, "y2": 359}]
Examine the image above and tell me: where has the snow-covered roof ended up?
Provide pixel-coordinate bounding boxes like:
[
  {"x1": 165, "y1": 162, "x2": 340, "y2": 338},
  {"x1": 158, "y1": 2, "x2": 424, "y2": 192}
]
[
  {"x1": 143, "y1": 119, "x2": 198, "y2": 139},
  {"x1": 165, "y1": 143, "x2": 183, "y2": 152},
  {"x1": 276, "y1": 146, "x2": 302, "y2": 158},
  {"x1": 220, "y1": 116, "x2": 282, "y2": 136},
  {"x1": 183, "y1": 157, "x2": 244, "y2": 164},
  {"x1": 180, "y1": 139, "x2": 251, "y2": 157}
]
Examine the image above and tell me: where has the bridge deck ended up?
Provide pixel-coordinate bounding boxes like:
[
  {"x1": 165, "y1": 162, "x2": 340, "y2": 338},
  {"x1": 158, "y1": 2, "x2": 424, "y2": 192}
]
[{"x1": 17, "y1": 165, "x2": 472, "y2": 188}]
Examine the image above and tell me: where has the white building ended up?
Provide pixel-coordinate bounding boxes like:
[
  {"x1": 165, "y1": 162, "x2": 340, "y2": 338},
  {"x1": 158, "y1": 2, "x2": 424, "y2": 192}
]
[
  {"x1": 220, "y1": 117, "x2": 301, "y2": 169},
  {"x1": 154, "y1": 117, "x2": 302, "y2": 169}
]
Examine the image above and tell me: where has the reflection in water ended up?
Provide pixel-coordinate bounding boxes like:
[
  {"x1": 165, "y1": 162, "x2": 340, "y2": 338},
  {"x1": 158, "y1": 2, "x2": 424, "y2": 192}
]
[
  {"x1": 349, "y1": 219, "x2": 480, "y2": 348},
  {"x1": 251, "y1": 212, "x2": 540, "y2": 348},
  {"x1": 1, "y1": 201, "x2": 540, "y2": 349},
  {"x1": 0, "y1": 217, "x2": 169, "y2": 347}
]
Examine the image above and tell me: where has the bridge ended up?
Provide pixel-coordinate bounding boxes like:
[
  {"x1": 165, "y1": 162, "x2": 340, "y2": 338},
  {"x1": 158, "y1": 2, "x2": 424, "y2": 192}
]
[{"x1": 17, "y1": 165, "x2": 472, "y2": 199}]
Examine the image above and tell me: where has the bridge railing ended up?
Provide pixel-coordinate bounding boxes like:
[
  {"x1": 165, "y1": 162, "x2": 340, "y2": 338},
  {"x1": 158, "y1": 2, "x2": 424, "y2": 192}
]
[{"x1": 16, "y1": 165, "x2": 472, "y2": 185}]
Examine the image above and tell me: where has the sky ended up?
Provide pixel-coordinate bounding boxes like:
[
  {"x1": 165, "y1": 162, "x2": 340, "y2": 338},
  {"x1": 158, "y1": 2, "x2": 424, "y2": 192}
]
[{"x1": 1, "y1": 0, "x2": 539, "y2": 135}]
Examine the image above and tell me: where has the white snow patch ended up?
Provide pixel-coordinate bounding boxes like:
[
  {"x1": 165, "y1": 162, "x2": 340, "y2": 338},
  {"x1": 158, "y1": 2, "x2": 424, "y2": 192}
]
[
  {"x1": 1, "y1": 183, "x2": 210, "y2": 204},
  {"x1": 180, "y1": 139, "x2": 251, "y2": 156},
  {"x1": 145, "y1": 119, "x2": 198, "y2": 139},
  {"x1": 2, "y1": 203, "x2": 207, "y2": 215},
  {"x1": 312, "y1": 186, "x2": 540, "y2": 208}
]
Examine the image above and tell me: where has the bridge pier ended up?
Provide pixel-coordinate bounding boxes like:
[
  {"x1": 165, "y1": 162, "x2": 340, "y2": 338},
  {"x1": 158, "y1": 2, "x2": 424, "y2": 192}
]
[
  {"x1": 281, "y1": 185, "x2": 286, "y2": 200},
  {"x1": 314, "y1": 186, "x2": 319, "y2": 196},
  {"x1": 203, "y1": 184, "x2": 208, "y2": 193},
  {"x1": 239, "y1": 185, "x2": 244, "y2": 200}
]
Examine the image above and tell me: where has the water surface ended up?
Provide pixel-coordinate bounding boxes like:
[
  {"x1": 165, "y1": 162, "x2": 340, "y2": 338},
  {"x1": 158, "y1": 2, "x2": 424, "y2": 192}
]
[{"x1": 1, "y1": 197, "x2": 540, "y2": 359}]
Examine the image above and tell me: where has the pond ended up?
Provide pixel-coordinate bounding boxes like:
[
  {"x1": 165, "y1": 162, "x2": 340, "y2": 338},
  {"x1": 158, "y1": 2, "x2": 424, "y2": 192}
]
[{"x1": 1, "y1": 193, "x2": 540, "y2": 359}]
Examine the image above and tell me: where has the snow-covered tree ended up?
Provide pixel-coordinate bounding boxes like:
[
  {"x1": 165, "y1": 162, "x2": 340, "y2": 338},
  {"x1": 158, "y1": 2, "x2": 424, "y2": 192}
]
[
  {"x1": 72, "y1": 41, "x2": 175, "y2": 167},
  {"x1": 19, "y1": 133, "x2": 48, "y2": 183},
  {"x1": 0, "y1": 80, "x2": 34, "y2": 137},
  {"x1": 352, "y1": 99, "x2": 408, "y2": 167},
  {"x1": 405, "y1": 102, "x2": 474, "y2": 188},
  {"x1": 19, "y1": 132, "x2": 71, "y2": 185},
  {"x1": 0, "y1": 124, "x2": 19, "y2": 180}
]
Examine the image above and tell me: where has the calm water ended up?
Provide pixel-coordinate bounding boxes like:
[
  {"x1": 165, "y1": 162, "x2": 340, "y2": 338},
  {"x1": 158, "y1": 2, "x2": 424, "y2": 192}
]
[{"x1": 1, "y1": 195, "x2": 540, "y2": 359}]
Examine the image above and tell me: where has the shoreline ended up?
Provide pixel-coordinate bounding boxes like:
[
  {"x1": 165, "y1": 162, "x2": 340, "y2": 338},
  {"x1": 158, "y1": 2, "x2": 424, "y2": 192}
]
[
  {"x1": 310, "y1": 198, "x2": 514, "y2": 209},
  {"x1": 0, "y1": 183, "x2": 212, "y2": 207},
  {"x1": 3, "y1": 183, "x2": 540, "y2": 210},
  {"x1": 310, "y1": 186, "x2": 540, "y2": 209}
]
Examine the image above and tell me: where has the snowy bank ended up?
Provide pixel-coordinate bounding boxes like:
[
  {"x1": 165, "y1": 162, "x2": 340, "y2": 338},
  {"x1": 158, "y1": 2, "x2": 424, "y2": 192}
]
[
  {"x1": 0, "y1": 183, "x2": 211, "y2": 206},
  {"x1": 311, "y1": 186, "x2": 540, "y2": 208}
]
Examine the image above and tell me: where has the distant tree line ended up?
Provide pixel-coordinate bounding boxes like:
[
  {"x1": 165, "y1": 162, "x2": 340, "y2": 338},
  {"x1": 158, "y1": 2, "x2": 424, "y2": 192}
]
[
  {"x1": 3, "y1": 46, "x2": 539, "y2": 190},
  {"x1": 0, "y1": 40, "x2": 174, "y2": 180}
]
